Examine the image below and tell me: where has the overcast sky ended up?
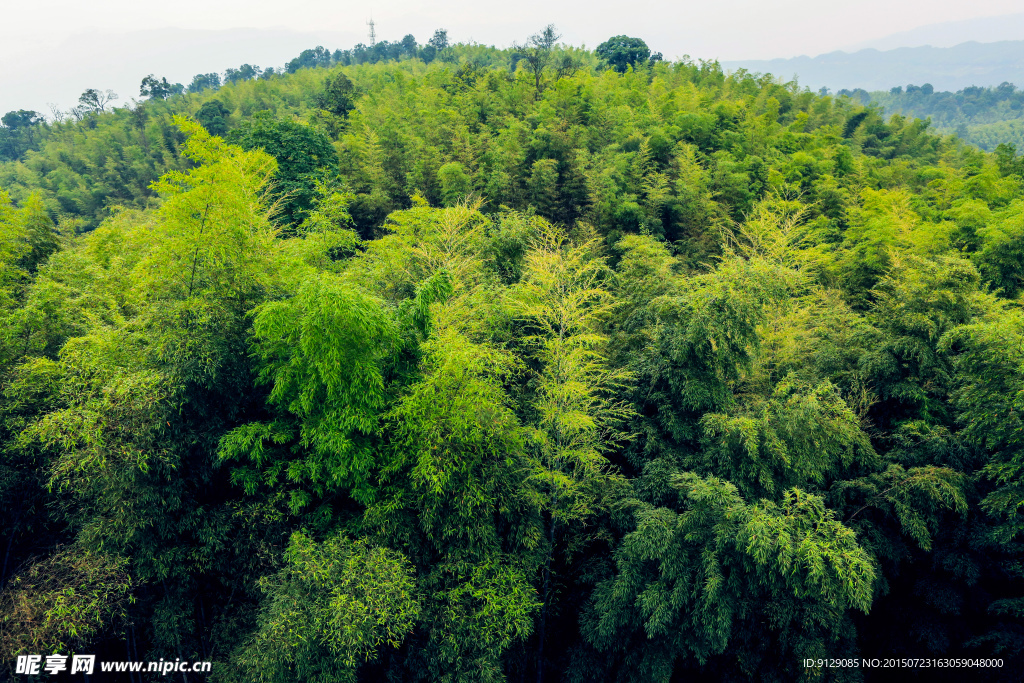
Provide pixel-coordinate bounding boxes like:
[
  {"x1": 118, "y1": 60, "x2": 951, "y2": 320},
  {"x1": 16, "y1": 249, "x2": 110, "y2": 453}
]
[{"x1": 1, "y1": 0, "x2": 1022, "y2": 115}]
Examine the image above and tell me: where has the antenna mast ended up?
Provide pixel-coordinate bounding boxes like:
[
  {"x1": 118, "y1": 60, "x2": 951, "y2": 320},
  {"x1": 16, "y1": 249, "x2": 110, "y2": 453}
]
[{"x1": 367, "y1": 18, "x2": 376, "y2": 46}]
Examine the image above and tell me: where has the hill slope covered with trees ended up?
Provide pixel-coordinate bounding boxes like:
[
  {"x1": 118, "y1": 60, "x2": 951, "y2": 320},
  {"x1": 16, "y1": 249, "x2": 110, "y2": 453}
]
[
  {"x1": 1, "y1": 28, "x2": 1023, "y2": 682},
  {"x1": 838, "y1": 82, "x2": 1024, "y2": 153}
]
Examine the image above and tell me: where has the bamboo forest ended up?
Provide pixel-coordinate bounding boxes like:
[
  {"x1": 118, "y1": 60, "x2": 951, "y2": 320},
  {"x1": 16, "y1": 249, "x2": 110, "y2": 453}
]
[{"x1": 0, "y1": 28, "x2": 1023, "y2": 682}]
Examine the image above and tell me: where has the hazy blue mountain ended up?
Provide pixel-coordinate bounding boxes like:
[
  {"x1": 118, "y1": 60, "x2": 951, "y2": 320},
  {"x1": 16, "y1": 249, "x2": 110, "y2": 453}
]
[
  {"x1": 842, "y1": 13, "x2": 1024, "y2": 51},
  {"x1": 723, "y1": 40, "x2": 1024, "y2": 92}
]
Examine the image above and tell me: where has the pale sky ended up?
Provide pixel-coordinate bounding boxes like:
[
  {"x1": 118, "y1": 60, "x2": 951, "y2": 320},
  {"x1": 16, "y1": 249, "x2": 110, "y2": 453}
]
[{"x1": 1, "y1": 0, "x2": 1022, "y2": 115}]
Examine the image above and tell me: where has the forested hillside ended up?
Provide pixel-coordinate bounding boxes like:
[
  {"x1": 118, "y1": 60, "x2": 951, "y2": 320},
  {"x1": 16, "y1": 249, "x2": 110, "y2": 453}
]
[
  {"x1": 1, "y1": 29, "x2": 1023, "y2": 682},
  {"x1": 838, "y1": 82, "x2": 1024, "y2": 152}
]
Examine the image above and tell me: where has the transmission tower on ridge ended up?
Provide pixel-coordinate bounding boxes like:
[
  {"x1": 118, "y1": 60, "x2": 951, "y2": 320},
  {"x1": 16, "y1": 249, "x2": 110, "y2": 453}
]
[{"x1": 367, "y1": 18, "x2": 376, "y2": 46}]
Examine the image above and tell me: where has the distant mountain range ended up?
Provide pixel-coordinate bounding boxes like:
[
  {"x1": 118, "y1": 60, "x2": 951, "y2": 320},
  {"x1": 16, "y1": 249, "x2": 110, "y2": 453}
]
[
  {"x1": 722, "y1": 40, "x2": 1024, "y2": 92},
  {"x1": 842, "y1": 13, "x2": 1024, "y2": 51}
]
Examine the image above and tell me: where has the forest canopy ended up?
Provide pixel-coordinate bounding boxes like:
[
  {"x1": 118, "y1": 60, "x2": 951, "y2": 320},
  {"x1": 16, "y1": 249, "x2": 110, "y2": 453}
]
[
  {"x1": 839, "y1": 82, "x2": 1024, "y2": 152},
  {"x1": 0, "y1": 28, "x2": 1023, "y2": 682}
]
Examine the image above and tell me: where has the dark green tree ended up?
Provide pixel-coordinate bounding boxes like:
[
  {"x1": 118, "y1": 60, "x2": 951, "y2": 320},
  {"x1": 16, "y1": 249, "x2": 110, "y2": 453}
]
[
  {"x1": 401, "y1": 34, "x2": 418, "y2": 57},
  {"x1": 427, "y1": 29, "x2": 449, "y2": 51},
  {"x1": 315, "y1": 71, "x2": 356, "y2": 118},
  {"x1": 195, "y1": 100, "x2": 231, "y2": 137},
  {"x1": 595, "y1": 35, "x2": 652, "y2": 73},
  {"x1": 512, "y1": 25, "x2": 579, "y2": 97},
  {"x1": 139, "y1": 74, "x2": 173, "y2": 100},
  {"x1": 187, "y1": 73, "x2": 221, "y2": 93},
  {"x1": 0, "y1": 111, "x2": 44, "y2": 160},
  {"x1": 224, "y1": 64, "x2": 262, "y2": 84},
  {"x1": 286, "y1": 46, "x2": 333, "y2": 73},
  {"x1": 1, "y1": 111, "x2": 43, "y2": 130},
  {"x1": 228, "y1": 111, "x2": 339, "y2": 225},
  {"x1": 73, "y1": 89, "x2": 118, "y2": 117}
]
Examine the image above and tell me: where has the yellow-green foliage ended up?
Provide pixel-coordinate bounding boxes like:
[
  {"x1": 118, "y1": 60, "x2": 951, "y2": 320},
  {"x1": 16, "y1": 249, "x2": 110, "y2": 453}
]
[{"x1": 231, "y1": 531, "x2": 419, "y2": 682}]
